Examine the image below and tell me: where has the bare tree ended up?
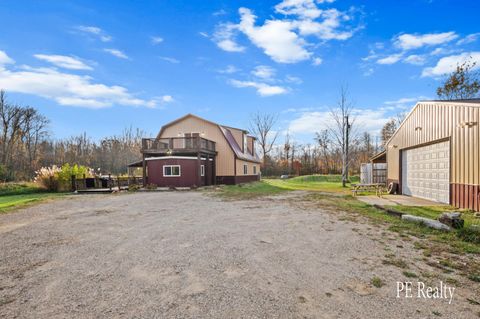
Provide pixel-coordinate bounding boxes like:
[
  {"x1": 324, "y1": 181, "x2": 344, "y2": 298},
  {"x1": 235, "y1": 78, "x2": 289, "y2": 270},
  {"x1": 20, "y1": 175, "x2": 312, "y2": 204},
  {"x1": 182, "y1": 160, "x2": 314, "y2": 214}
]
[
  {"x1": 437, "y1": 59, "x2": 480, "y2": 100},
  {"x1": 249, "y1": 112, "x2": 278, "y2": 167},
  {"x1": 329, "y1": 86, "x2": 356, "y2": 187}
]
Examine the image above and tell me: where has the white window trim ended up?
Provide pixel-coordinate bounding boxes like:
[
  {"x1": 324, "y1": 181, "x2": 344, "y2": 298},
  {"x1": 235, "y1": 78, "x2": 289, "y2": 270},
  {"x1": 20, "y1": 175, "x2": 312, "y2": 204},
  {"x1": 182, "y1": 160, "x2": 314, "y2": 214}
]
[
  {"x1": 243, "y1": 164, "x2": 248, "y2": 175},
  {"x1": 163, "y1": 165, "x2": 181, "y2": 177},
  {"x1": 201, "y1": 165, "x2": 205, "y2": 177}
]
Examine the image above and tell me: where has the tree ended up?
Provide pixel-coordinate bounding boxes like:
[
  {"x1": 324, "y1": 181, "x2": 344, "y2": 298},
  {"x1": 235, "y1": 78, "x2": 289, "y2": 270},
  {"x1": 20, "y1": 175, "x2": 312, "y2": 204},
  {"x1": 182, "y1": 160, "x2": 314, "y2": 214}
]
[
  {"x1": 381, "y1": 118, "x2": 397, "y2": 146},
  {"x1": 315, "y1": 129, "x2": 330, "y2": 174},
  {"x1": 329, "y1": 86, "x2": 356, "y2": 187},
  {"x1": 437, "y1": 59, "x2": 480, "y2": 100},
  {"x1": 249, "y1": 112, "x2": 278, "y2": 167}
]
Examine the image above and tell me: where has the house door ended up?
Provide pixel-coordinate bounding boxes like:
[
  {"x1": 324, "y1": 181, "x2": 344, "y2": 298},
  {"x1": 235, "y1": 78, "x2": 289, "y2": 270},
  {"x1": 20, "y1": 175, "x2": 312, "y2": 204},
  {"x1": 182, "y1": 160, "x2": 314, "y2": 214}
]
[{"x1": 401, "y1": 140, "x2": 450, "y2": 203}]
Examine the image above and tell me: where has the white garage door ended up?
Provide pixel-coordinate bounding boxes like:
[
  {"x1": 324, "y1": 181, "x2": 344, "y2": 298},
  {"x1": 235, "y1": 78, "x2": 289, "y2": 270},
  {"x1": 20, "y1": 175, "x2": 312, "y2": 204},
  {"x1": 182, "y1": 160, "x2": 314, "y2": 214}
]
[{"x1": 402, "y1": 141, "x2": 450, "y2": 204}]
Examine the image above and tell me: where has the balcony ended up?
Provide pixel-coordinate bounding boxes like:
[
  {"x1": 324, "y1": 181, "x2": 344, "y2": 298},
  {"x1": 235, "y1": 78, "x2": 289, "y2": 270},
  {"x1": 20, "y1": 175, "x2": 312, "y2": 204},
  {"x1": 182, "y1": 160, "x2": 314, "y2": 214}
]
[{"x1": 141, "y1": 137, "x2": 216, "y2": 155}]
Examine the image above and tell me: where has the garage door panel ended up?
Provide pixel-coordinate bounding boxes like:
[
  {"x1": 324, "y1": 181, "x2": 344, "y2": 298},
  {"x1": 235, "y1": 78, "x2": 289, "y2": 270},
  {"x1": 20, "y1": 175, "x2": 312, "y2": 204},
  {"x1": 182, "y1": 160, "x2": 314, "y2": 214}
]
[{"x1": 402, "y1": 141, "x2": 450, "y2": 204}]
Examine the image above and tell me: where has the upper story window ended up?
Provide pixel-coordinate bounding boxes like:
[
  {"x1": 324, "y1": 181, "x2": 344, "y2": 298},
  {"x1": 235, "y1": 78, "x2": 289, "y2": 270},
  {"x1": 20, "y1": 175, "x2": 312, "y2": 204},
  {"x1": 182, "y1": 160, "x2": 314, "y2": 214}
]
[
  {"x1": 243, "y1": 164, "x2": 248, "y2": 175},
  {"x1": 243, "y1": 134, "x2": 248, "y2": 153},
  {"x1": 163, "y1": 165, "x2": 181, "y2": 177}
]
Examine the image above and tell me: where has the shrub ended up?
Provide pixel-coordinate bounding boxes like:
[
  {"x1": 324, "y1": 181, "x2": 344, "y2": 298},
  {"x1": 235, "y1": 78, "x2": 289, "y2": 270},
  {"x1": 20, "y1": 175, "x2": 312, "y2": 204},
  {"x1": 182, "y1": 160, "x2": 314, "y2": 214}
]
[
  {"x1": 146, "y1": 183, "x2": 157, "y2": 190},
  {"x1": 34, "y1": 166, "x2": 62, "y2": 191},
  {"x1": 34, "y1": 164, "x2": 95, "y2": 192},
  {"x1": 457, "y1": 226, "x2": 480, "y2": 244}
]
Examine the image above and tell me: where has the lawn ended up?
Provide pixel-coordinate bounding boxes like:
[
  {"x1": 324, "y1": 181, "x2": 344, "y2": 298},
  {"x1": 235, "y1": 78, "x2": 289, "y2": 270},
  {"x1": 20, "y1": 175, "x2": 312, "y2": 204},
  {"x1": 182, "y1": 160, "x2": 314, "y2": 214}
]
[
  {"x1": 0, "y1": 182, "x2": 64, "y2": 213},
  {"x1": 212, "y1": 181, "x2": 287, "y2": 200},
  {"x1": 264, "y1": 175, "x2": 359, "y2": 194}
]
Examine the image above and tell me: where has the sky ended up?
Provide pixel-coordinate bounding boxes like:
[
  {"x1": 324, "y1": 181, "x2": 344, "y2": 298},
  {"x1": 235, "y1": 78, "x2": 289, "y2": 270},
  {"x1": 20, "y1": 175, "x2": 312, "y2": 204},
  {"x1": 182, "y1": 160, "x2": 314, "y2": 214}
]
[{"x1": 0, "y1": 0, "x2": 479, "y2": 144}]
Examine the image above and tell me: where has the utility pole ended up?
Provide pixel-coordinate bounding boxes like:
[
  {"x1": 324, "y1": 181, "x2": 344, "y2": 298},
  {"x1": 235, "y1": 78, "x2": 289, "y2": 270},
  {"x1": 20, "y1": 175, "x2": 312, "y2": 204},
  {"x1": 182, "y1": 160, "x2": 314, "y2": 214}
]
[{"x1": 342, "y1": 115, "x2": 351, "y2": 187}]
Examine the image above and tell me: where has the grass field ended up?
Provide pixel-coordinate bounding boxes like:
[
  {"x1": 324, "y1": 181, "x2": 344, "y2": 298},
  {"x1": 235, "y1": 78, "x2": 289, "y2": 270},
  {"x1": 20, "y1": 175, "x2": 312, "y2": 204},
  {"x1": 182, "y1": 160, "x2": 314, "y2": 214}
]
[
  {"x1": 0, "y1": 182, "x2": 64, "y2": 213},
  {"x1": 264, "y1": 175, "x2": 359, "y2": 194}
]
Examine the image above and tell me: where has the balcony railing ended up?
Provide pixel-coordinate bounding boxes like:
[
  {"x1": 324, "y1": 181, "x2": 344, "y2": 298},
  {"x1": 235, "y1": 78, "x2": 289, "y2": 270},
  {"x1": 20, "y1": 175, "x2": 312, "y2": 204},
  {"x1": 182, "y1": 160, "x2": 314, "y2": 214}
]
[{"x1": 141, "y1": 137, "x2": 216, "y2": 154}]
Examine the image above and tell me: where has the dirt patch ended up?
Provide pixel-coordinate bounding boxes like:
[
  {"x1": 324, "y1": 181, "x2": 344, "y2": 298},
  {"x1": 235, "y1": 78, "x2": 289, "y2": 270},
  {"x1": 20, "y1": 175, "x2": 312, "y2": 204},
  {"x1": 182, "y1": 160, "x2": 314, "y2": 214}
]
[{"x1": 0, "y1": 191, "x2": 478, "y2": 318}]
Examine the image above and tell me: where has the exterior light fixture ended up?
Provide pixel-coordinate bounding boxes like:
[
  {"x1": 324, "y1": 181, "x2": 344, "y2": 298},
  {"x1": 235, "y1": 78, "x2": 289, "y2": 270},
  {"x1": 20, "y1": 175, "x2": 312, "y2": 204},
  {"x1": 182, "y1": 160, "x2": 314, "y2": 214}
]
[
  {"x1": 415, "y1": 126, "x2": 422, "y2": 131},
  {"x1": 459, "y1": 121, "x2": 477, "y2": 128},
  {"x1": 389, "y1": 144, "x2": 398, "y2": 149}
]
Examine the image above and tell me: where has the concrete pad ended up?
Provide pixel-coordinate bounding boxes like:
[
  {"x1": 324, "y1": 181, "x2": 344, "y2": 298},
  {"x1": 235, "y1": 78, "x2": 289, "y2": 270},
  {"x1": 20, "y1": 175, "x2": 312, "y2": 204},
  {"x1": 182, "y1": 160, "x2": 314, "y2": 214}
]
[{"x1": 357, "y1": 194, "x2": 445, "y2": 207}]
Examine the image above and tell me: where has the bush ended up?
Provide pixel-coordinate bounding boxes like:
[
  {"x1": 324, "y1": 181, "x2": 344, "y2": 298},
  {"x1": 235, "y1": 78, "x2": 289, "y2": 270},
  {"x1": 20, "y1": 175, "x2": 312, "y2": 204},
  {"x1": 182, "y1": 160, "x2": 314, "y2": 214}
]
[
  {"x1": 34, "y1": 166, "x2": 62, "y2": 191},
  {"x1": 457, "y1": 226, "x2": 480, "y2": 244},
  {"x1": 34, "y1": 164, "x2": 95, "y2": 192}
]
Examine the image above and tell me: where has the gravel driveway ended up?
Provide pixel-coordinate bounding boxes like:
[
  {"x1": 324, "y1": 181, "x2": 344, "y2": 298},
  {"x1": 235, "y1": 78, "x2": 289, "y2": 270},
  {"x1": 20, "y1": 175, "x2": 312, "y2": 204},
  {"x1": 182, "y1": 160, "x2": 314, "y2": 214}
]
[{"x1": 0, "y1": 191, "x2": 478, "y2": 318}]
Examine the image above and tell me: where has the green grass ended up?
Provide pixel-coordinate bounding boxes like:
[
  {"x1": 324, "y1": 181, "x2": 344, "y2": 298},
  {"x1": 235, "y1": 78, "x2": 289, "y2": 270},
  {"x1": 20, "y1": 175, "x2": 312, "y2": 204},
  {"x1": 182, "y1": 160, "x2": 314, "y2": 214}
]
[
  {"x1": 264, "y1": 174, "x2": 360, "y2": 194},
  {"x1": 0, "y1": 182, "x2": 64, "y2": 213},
  {"x1": 371, "y1": 276, "x2": 384, "y2": 288},
  {"x1": 212, "y1": 181, "x2": 287, "y2": 200}
]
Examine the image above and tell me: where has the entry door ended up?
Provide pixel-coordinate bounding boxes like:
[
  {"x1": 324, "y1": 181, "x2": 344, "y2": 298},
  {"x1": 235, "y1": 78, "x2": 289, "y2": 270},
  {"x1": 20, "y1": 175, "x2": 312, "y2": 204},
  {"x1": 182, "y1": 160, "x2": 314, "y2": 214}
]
[{"x1": 401, "y1": 141, "x2": 450, "y2": 203}]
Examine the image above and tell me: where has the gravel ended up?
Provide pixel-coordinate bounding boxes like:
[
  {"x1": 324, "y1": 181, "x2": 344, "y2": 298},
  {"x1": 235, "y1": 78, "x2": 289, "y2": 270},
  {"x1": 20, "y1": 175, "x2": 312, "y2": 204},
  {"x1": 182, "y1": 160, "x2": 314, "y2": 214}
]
[{"x1": 0, "y1": 191, "x2": 478, "y2": 318}]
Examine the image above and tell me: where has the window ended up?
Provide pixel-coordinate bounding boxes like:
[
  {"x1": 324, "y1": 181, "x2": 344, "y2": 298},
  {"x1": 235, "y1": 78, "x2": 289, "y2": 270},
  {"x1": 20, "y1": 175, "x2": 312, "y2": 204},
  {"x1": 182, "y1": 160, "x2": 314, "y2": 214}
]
[
  {"x1": 201, "y1": 165, "x2": 205, "y2": 176},
  {"x1": 163, "y1": 165, "x2": 181, "y2": 177},
  {"x1": 243, "y1": 164, "x2": 248, "y2": 175},
  {"x1": 243, "y1": 134, "x2": 248, "y2": 152},
  {"x1": 253, "y1": 165, "x2": 257, "y2": 175}
]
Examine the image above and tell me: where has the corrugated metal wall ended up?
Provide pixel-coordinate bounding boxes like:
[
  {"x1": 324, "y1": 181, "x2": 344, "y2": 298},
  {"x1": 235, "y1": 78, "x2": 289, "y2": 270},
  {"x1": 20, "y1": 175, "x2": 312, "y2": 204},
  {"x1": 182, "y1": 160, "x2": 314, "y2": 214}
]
[{"x1": 386, "y1": 101, "x2": 480, "y2": 210}]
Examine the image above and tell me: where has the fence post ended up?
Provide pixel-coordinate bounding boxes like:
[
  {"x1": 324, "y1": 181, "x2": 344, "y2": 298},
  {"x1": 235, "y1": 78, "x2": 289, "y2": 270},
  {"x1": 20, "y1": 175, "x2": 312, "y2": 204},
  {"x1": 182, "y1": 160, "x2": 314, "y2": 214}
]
[{"x1": 71, "y1": 175, "x2": 76, "y2": 192}]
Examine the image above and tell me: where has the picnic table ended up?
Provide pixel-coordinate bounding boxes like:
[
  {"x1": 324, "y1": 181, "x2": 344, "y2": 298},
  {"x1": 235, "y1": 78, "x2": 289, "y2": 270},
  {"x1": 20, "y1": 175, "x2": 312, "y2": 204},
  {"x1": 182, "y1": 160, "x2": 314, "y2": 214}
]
[{"x1": 350, "y1": 183, "x2": 386, "y2": 197}]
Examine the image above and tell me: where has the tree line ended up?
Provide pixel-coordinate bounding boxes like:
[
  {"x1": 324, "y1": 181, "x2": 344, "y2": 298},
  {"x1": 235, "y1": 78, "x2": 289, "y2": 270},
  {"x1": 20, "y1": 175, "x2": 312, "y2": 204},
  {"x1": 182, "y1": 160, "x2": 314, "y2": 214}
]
[{"x1": 0, "y1": 90, "x2": 145, "y2": 181}]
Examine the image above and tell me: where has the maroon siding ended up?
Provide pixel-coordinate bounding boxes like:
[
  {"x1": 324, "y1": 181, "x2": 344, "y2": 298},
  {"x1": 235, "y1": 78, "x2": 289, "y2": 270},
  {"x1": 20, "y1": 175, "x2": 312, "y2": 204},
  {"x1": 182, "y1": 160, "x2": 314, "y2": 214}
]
[
  {"x1": 147, "y1": 158, "x2": 211, "y2": 187},
  {"x1": 451, "y1": 183, "x2": 480, "y2": 211}
]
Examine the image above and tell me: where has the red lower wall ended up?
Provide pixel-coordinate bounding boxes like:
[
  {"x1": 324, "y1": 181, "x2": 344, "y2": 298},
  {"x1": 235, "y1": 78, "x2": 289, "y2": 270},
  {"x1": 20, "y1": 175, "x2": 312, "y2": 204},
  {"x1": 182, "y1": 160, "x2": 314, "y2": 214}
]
[
  {"x1": 147, "y1": 158, "x2": 212, "y2": 187},
  {"x1": 451, "y1": 184, "x2": 480, "y2": 211},
  {"x1": 216, "y1": 175, "x2": 260, "y2": 185}
]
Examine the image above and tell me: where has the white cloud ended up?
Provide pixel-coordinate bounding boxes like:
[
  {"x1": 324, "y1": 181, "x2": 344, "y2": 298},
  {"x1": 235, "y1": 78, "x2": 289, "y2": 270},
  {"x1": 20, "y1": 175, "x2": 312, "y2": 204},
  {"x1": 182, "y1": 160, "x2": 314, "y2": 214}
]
[
  {"x1": 285, "y1": 75, "x2": 303, "y2": 84},
  {"x1": 151, "y1": 36, "x2": 164, "y2": 45},
  {"x1": 456, "y1": 33, "x2": 480, "y2": 45},
  {"x1": 238, "y1": 8, "x2": 311, "y2": 63},
  {"x1": 230, "y1": 79, "x2": 288, "y2": 96},
  {"x1": 103, "y1": 49, "x2": 129, "y2": 59},
  {"x1": 33, "y1": 54, "x2": 92, "y2": 70},
  {"x1": 159, "y1": 56, "x2": 180, "y2": 63},
  {"x1": 252, "y1": 65, "x2": 276, "y2": 79},
  {"x1": 161, "y1": 95, "x2": 174, "y2": 103},
  {"x1": 422, "y1": 52, "x2": 480, "y2": 77},
  {"x1": 0, "y1": 50, "x2": 15, "y2": 65},
  {"x1": 199, "y1": 32, "x2": 209, "y2": 38},
  {"x1": 384, "y1": 96, "x2": 430, "y2": 109},
  {"x1": 394, "y1": 32, "x2": 458, "y2": 50},
  {"x1": 376, "y1": 53, "x2": 403, "y2": 65},
  {"x1": 403, "y1": 54, "x2": 426, "y2": 65},
  {"x1": 0, "y1": 51, "x2": 155, "y2": 109},
  {"x1": 214, "y1": 2, "x2": 357, "y2": 64},
  {"x1": 312, "y1": 57, "x2": 323, "y2": 65},
  {"x1": 288, "y1": 108, "x2": 389, "y2": 135},
  {"x1": 75, "y1": 25, "x2": 112, "y2": 42},
  {"x1": 213, "y1": 9, "x2": 228, "y2": 16},
  {"x1": 218, "y1": 65, "x2": 239, "y2": 74},
  {"x1": 213, "y1": 23, "x2": 246, "y2": 52}
]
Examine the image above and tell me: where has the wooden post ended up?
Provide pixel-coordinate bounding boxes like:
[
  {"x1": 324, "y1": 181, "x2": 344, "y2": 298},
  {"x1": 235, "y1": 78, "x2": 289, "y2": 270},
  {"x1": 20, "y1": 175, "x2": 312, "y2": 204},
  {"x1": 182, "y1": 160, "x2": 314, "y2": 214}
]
[
  {"x1": 83, "y1": 174, "x2": 86, "y2": 189},
  {"x1": 212, "y1": 155, "x2": 216, "y2": 185},
  {"x1": 142, "y1": 155, "x2": 147, "y2": 187},
  {"x1": 108, "y1": 174, "x2": 112, "y2": 191},
  {"x1": 71, "y1": 175, "x2": 76, "y2": 192},
  {"x1": 196, "y1": 153, "x2": 201, "y2": 187}
]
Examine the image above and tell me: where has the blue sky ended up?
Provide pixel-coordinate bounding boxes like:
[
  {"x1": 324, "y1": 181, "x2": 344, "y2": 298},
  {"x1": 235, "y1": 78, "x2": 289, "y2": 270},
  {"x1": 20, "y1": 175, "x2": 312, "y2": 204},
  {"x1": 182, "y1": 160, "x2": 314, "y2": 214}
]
[{"x1": 0, "y1": 0, "x2": 479, "y2": 143}]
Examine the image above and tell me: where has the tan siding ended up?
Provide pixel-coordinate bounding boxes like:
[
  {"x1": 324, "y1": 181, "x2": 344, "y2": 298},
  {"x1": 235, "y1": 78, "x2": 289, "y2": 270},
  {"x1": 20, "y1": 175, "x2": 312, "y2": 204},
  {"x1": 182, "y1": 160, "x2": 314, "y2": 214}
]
[
  {"x1": 387, "y1": 102, "x2": 480, "y2": 185},
  {"x1": 159, "y1": 116, "x2": 235, "y2": 176},
  {"x1": 235, "y1": 159, "x2": 259, "y2": 176}
]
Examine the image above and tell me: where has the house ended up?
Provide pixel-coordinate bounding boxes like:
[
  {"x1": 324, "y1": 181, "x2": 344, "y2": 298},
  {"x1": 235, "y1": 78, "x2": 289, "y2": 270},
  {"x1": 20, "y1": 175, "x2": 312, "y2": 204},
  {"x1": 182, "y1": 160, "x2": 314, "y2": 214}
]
[
  {"x1": 130, "y1": 114, "x2": 261, "y2": 188},
  {"x1": 384, "y1": 99, "x2": 480, "y2": 211}
]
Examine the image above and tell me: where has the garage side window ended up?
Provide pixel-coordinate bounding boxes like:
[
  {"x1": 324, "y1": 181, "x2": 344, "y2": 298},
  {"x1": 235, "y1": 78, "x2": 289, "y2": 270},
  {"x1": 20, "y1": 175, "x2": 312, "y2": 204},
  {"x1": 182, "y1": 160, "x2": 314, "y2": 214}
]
[
  {"x1": 201, "y1": 165, "x2": 205, "y2": 176},
  {"x1": 163, "y1": 165, "x2": 181, "y2": 177},
  {"x1": 243, "y1": 164, "x2": 248, "y2": 175}
]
